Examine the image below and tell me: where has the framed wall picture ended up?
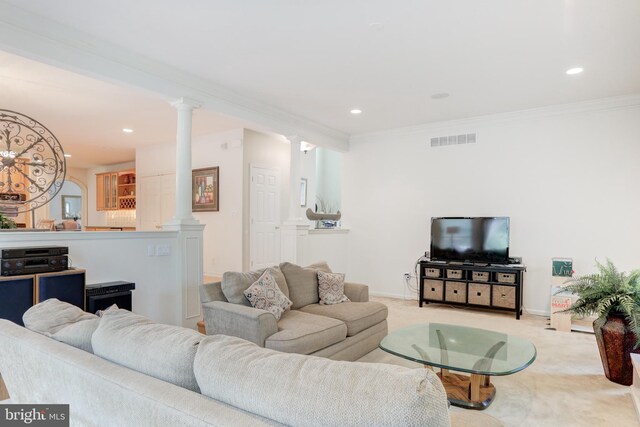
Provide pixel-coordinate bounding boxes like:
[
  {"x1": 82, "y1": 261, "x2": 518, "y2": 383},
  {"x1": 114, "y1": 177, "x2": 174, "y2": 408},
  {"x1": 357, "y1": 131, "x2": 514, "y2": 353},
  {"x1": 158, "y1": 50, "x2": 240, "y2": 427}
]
[
  {"x1": 192, "y1": 167, "x2": 219, "y2": 212},
  {"x1": 300, "y1": 178, "x2": 307, "y2": 207}
]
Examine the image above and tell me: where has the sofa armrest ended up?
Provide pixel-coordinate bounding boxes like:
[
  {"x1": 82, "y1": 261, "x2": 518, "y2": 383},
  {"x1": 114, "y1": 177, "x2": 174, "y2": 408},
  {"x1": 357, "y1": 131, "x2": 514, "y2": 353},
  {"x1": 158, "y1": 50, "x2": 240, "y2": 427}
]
[
  {"x1": 344, "y1": 282, "x2": 369, "y2": 302},
  {"x1": 201, "y1": 301, "x2": 278, "y2": 347}
]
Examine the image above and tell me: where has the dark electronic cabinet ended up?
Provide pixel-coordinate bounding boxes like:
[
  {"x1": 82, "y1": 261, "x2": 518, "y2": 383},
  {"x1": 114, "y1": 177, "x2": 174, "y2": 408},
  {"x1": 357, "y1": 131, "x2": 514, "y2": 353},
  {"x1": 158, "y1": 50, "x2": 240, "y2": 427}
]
[
  {"x1": 85, "y1": 281, "x2": 135, "y2": 314},
  {"x1": 419, "y1": 261, "x2": 526, "y2": 319}
]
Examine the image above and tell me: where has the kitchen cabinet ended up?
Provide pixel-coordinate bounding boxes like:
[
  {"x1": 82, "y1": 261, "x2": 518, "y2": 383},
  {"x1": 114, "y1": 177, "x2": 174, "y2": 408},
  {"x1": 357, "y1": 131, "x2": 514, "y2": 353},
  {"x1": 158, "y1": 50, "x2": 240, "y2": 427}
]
[{"x1": 96, "y1": 170, "x2": 136, "y2": 210}]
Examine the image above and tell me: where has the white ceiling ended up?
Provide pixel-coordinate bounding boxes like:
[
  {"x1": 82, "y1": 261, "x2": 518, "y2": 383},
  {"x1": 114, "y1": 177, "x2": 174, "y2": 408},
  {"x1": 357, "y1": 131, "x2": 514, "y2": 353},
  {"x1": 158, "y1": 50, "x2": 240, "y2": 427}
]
[
  {"x1": 2, "y1": 0, "x2": 640, "y2": 138},
  {"x1": 0, "y1": 50, "x2": 247, "y2": 168}
]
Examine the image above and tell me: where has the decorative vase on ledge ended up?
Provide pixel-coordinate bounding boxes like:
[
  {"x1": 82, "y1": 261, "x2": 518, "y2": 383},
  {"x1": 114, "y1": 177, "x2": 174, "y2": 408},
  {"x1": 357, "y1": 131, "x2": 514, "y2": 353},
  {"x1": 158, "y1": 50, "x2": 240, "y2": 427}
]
[{"x1": 594, "y1": 315, "x2": 640, "y2": 386}]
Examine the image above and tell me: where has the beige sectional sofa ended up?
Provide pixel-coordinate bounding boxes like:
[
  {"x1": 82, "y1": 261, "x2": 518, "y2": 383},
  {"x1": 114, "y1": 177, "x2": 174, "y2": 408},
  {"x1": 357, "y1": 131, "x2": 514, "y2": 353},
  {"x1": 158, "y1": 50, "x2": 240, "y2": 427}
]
[
  {"x1": 200, "y1": 262, "x2": 389, "y2": 361},
  {"x1": 0, "y1": 301, "x2": 502, "y2": 427}
]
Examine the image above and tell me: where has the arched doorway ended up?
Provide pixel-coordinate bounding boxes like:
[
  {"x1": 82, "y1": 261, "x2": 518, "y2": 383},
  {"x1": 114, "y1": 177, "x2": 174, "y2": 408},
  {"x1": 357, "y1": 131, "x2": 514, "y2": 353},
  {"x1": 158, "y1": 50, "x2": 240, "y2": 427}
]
[{"x1": 34, "y1": 176, "x2": 88, "y2": 229}]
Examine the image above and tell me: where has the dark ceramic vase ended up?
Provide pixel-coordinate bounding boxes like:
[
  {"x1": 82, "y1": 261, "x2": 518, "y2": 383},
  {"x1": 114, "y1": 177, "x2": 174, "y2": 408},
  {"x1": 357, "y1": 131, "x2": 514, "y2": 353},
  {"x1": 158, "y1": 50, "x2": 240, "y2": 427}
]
[{"x1": 593, "y1": 315, "x2": 640, "y2": 386}]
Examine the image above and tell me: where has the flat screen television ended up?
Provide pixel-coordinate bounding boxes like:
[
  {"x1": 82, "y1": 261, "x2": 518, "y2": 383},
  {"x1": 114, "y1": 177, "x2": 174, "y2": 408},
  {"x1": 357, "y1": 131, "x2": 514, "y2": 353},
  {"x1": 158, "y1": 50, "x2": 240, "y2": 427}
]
[{"x1": 430, "y1": 217, "x2": 510, "y2": 264}]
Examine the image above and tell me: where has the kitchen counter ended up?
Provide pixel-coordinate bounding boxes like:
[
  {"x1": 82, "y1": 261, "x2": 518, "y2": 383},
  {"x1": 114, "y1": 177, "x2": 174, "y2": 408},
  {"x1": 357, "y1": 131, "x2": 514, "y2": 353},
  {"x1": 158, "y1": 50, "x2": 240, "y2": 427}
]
[{"x1": 84, "y1": 226, "x2": 136, "y2": 231}]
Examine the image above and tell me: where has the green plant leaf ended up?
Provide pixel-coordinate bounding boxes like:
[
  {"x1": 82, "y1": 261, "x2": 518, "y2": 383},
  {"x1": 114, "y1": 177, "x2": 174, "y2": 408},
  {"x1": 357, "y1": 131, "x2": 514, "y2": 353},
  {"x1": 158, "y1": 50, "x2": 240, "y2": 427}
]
[{"x1": 556, "y1": 258, "x2": 640, "y2": 349}]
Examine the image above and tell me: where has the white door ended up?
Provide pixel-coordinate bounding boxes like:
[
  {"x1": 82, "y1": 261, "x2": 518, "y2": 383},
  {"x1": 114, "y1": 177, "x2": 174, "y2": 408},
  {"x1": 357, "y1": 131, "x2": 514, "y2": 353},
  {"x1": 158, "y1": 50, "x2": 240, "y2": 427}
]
[
  {"x1": 138, "y1": 176, "x2": 161, "y2": 231},
  {"x1": 138, "y1": 174, "x2": 176, "y2": 230},
  {"x1": 250, "y1": 166, "x2": 281, "y2": 269}
]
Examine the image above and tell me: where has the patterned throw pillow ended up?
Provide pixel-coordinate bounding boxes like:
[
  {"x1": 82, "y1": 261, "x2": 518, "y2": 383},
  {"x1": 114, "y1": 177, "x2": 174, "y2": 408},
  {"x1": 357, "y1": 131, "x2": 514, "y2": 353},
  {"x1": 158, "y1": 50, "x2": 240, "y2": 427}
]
[
  {"x1": 317, "y1": 271, "x2": 350, "y2": 305},
  {"x1": 244, "y1": 269, "x2": 292, "y2": 320},
  {"x1": 95, "y1": 304, "x2": 119, "y2": 317}
]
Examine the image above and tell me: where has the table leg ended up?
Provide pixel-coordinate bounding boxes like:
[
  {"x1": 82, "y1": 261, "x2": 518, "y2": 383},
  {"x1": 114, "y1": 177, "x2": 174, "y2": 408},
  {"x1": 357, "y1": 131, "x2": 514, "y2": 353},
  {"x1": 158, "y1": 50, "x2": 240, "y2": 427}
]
[
  {"x1": 470, "y1": 374, "x2": 482, "y2": 401},
  {"x1": 437, "y1": 371, "x2": 496, "y2": 410},
  {"x1": 0, "y1": 375, "x2": 9, "y2": 401}
]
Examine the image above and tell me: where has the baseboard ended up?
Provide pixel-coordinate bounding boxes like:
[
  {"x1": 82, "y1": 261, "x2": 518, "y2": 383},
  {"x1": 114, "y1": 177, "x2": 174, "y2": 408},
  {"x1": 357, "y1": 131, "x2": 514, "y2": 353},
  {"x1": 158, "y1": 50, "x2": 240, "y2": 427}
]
[
  {"x1": 370, "y1": 291, "x2": 416, "y2": 301},
  {"x1": 370, "y1": 291, "x2": 548, "y2": 318},
  {"x1": 524, "y1": 308, "x2": 549, "y2": 317},
  {"x1": 631, "y1": 386, "x2": 640, "y2": 422}
]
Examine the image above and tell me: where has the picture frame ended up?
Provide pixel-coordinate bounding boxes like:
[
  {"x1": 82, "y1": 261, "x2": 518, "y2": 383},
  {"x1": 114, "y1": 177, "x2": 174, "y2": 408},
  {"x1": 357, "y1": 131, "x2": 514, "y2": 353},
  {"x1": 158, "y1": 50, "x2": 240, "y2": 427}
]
[
  {"x1": 300, "y1": 178, "x2": 307, "y2": 207},
  {"x1": 192, "y1": 167, "x2": 219, "y2": 212}
]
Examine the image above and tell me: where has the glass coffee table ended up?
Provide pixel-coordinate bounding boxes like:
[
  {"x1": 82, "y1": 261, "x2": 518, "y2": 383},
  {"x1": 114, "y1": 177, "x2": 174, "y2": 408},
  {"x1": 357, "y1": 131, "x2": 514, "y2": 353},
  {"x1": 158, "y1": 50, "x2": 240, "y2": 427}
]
[{"x1": 380, "y1": 323, "x2": 536, "y2": 410}]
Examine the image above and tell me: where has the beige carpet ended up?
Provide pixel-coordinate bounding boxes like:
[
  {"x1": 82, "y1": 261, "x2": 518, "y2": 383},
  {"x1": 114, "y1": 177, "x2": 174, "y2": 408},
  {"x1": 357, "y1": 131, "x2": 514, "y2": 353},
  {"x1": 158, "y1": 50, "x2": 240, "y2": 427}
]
[{"x1": 358, "y1": 297, "x2": 637, "y2": 427}]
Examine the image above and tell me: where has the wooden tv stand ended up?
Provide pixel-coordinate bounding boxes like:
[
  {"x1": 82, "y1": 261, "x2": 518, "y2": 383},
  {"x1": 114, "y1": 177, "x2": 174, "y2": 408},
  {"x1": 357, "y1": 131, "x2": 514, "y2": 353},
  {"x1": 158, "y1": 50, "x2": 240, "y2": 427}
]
[{"x1": 419, "y1": 260, "x2": 526, "y2": 319}]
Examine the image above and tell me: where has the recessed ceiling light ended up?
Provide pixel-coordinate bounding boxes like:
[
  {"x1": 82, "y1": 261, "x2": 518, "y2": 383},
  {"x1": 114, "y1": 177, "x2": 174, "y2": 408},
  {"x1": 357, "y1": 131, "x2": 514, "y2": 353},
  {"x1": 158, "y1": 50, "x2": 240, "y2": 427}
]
[
  {"x1": 64, "y1": 154, "x2": 72, "y2": 158},
  {"x1": 350, "y1": 109, "x2": 362, "y2": 115},
  {"x1": 430, "y1": 93, "x2": 450, "y2": 100},
  {"x1": 122, "y1": 128, "x2": 134, "y2": 133},
  {"x1": 566, "y1": 67, "x2": 583, "y2": 75}
]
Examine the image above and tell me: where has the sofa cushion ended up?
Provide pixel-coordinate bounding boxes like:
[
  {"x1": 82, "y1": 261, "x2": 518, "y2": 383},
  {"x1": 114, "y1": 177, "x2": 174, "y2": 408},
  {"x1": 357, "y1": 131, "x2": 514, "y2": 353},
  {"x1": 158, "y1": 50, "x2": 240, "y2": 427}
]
[
  {"x1": 265, "y1": 310, "x2": 346, "y2": 354},
  {"x1": 222, "y1": 267, "x2": 289, "y2": 307},
  {"x1": 194, "y1": 335, "x2": 450, "y2": 427},
  {"x1": 243, "y1": 270, "x2": 292, "y2": 320},
  {"x1": 279, "y1": 261, "x2": 332, "y2": 309},
  {"x1": 23, "y1": 298, "x2": 97, "y2": 335},
  {"x1": 317, "y1": 271, "x2": 350, "y2": 305},
  {"x1": 299, "y1": 301, "x2": 388, "y2": 337},
  {"x1": 22, "y1": 298, "x2": 100, "y2": 353},
  {"x1": 92, "y1": 309, "x2": 202, "y2": 392},
  {"x1": 52, "y1": 318, "x2": 101, "y2": 353}
]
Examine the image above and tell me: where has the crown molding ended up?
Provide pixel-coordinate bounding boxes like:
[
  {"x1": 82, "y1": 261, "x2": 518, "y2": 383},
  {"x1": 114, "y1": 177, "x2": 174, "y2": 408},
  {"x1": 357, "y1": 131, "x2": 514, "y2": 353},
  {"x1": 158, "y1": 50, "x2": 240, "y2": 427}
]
[
  {"x1": 350, "y1": 93, "x2": 640, "y2": 144},
  {"x1": 0, "y1": 1, "x2": 349, "y2": 151}
]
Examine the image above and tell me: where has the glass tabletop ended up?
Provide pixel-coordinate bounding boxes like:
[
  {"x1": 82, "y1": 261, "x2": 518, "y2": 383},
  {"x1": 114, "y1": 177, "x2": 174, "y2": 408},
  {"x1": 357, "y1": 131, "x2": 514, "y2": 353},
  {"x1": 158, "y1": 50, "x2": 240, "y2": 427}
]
[{"x1": 379, "y1": 323, "x2": 536, "y2": 376}]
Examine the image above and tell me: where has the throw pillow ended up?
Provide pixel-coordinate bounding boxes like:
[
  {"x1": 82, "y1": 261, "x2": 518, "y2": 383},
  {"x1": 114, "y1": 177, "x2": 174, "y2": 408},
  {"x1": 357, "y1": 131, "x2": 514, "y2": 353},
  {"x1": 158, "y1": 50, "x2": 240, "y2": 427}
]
[
  {"x1": 222, "y1": 267, "x2": 289, "y2": 307},
  {"x1": 317, "y1": 271, "x2": 350, "y2": 305},
  {"x1": 243, "y1": 270, "x2": 292, "y2": 320},
  {"x1": 95, "y1": 304, "x2": 119, "y2": 317}
]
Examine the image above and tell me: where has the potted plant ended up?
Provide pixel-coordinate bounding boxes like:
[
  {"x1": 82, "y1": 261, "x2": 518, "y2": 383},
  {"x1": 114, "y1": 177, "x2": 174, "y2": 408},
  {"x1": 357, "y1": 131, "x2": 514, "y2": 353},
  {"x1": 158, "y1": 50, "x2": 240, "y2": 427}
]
[
  {"x1": 0, "y1": 213, "x2": 17, "y2": 229},
  {"x1": 557, "y1": 259, "x2": 640, "y2": 385}
]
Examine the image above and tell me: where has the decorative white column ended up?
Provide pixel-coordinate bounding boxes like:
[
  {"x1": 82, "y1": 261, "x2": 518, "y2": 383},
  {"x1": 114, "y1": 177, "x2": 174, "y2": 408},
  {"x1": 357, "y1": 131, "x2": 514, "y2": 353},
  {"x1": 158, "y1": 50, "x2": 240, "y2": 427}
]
[
  {"x1": 287, "y1": 135, "x2": 304, "y2": 222},
  {"x1": 280, "y1": 135, "x2": 310, "y2": 263},
  {"x1": 163, "y1": 96, "x2": 205, "y2": 330},
  {"x1": 169, "y1": 97, "x2": 201, "y2": 225}
]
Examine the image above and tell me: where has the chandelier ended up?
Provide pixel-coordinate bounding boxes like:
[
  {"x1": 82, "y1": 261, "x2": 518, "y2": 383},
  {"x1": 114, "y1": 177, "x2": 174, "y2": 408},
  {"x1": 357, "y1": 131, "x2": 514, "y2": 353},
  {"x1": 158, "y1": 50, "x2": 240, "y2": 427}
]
[{"x1": 0, "y1": 110, "x2": 66, "y2": 214}]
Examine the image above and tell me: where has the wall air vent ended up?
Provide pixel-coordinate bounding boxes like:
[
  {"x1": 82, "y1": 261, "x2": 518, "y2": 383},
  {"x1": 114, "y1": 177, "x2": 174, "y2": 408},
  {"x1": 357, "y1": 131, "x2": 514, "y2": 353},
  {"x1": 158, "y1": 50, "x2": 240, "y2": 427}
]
[{"x1": 430, "y1": 132, "x2": 477, "y2": 147}]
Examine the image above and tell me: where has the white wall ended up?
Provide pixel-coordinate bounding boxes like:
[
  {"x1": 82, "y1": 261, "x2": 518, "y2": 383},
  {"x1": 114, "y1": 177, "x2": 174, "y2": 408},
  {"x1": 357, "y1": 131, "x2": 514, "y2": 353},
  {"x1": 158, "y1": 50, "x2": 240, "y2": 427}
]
[
  {"x1": 301, "y1": 148, "x2": 316, "y2": 214},
  {"x1": 86, "y1": 161, "x2": 136, "y2": 227},
  {"x1": 316, "y1": 147, "x2": 342, "y2": 213},
  {"x1": 0, "y1": 231, "x2": 185, "y2": 326},
  {"x1": 136, "y1": 129, "x2": 244, "y2": 276},
  {"x1": 242, "y1": 129, "x2": 291, "y2": 270},
  {"x1": 343, "y1": 102, "x2": 640, "y2": 315}
]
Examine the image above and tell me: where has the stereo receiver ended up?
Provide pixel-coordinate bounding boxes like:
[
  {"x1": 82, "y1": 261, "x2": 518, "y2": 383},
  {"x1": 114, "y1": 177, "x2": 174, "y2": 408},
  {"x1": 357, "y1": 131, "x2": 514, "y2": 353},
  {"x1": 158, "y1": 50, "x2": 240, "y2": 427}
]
[
  {"x1": 1, "y1": 246, "x2": 68, "y2": 260},
  {"x1": 1, "y1": 256, "x2": 68, "y2": 276}
]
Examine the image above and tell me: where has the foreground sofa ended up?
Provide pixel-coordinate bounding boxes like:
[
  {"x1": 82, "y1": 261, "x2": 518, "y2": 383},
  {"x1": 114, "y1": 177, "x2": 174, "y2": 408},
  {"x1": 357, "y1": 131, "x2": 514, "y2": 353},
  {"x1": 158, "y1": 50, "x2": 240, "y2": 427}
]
[
  {"x1": 0, "y1": 300, "x2": 503, "y2": 427},
  {"x1": 200, "y1": 262, "x2": 388, "y2": 361}
]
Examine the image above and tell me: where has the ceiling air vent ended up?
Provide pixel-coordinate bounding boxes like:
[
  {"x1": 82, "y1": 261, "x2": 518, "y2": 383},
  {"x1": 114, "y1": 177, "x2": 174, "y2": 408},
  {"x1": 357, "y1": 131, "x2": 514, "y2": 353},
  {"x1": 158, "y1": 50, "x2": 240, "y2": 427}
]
[{"x1": 430, "y1": 132, "x2": 477, "y2": 147}]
